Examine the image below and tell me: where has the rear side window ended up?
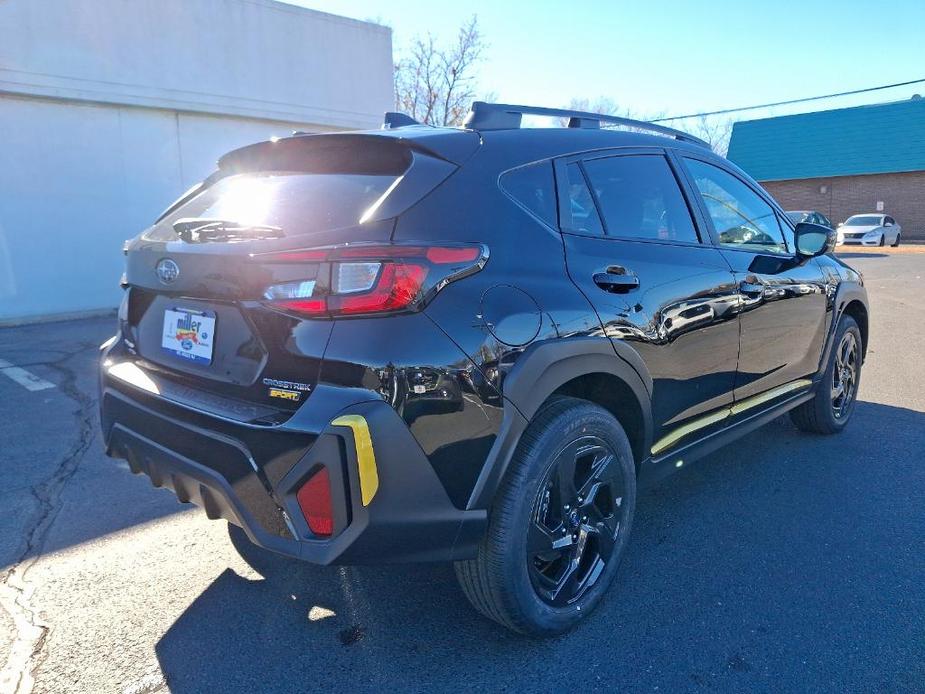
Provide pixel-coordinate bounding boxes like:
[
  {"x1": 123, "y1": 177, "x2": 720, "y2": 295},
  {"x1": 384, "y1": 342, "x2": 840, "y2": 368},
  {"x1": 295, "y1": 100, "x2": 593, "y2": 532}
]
[
  {"x1": 500, "y1": 161, "x2": 557, "y2": 227},
  {"x1": 562, "y1": 163, "x2": 604, "y2": 235},
  {"x1": 582, "y1": 155, "x2": 699, "y2": 243},
  {"x1": 684, "y1": 158, "x2": 787, "y2": 254}
]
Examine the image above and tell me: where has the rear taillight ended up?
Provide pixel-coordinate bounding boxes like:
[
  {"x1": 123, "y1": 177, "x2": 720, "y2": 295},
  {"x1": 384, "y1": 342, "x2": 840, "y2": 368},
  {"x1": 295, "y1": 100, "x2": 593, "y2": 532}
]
[
  {"x1": 297, "y1": 467, "x2": 334, "y2": 537},
  {"x1": 257, "y1": 243, "x2": 487, "y2": 318}
]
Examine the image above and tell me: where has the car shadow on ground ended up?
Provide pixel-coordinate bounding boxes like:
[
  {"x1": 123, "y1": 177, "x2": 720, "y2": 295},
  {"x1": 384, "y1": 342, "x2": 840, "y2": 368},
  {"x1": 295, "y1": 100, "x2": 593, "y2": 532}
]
[
  {"x1": 154, "y1": 401, "x2": 925, "y2": 692},
  {"x1": 835, "y1": 252, "x2": 889, "y2": 259}
]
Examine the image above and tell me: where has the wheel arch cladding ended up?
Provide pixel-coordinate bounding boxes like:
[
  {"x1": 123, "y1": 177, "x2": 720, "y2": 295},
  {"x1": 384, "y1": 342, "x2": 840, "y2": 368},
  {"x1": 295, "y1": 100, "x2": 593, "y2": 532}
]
[
  {"x1": 842, "y1": 299, "x2": 869, "y2": 358},
  {"x1": 549, "y1": 372, "x2": 647, "y2": 469},
  {"x1": 467, "y1": 337, "x2": 652, "y2": 508}
]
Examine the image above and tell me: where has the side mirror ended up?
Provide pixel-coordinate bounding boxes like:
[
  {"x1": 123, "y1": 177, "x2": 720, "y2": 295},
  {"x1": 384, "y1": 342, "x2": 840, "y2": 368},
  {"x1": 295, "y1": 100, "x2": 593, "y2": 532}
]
[{"x1": 794, "y1": 222, "x2": 835, "y2": 258}]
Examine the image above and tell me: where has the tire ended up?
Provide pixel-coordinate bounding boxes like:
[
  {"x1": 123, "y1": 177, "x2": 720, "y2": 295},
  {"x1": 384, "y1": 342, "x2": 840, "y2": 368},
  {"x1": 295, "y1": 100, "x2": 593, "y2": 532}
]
[
  {"x1": 455, "y1": 397, "x2": 636, "y2": 635},
  {"x1": 227, "y1": 522, "x2": 294, "y2": 578},
  {"x1": 892, "y1": 233, "x2": 901, "y2": 248},
  {"x1": 790, "y1": 315, "x2": 862, "y2": 434}
]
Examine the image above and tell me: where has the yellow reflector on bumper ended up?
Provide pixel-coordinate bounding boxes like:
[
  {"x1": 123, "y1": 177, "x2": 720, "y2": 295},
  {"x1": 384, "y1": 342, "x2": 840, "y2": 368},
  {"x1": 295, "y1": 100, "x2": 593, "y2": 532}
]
[{"x1": 331, "y1": 414, "x2": 379, "y2": 506}]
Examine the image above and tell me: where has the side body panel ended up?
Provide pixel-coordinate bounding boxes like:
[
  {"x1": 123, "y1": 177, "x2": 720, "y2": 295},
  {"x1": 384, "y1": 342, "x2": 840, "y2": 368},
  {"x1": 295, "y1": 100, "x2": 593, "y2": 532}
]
[
  {"x1": 554, "y1": 148, "x2": 740, "y2": 452},
  {"x1": 674, "y1": 151, "x2": 831, "y2": 410},
  {"x1": 563, "y1": 235, "x2": 740, "y2": 441},
  {"x1": 719, "y1": 249, "x2": 829, "y2": 402}
]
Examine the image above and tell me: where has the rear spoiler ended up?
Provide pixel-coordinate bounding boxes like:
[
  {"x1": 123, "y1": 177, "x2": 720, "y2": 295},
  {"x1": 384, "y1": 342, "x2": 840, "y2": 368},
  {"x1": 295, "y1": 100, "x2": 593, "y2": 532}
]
[
  {"x1": 155, "y1": 134, "x2": 467, "y2": 227},
  {"x1": 218, "y1": 130, "x2": 480, "y2": 172}
]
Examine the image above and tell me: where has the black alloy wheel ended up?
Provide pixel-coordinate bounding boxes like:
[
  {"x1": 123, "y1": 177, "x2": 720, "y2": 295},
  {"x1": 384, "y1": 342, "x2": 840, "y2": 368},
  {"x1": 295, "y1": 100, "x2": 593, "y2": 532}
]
[
  {"x1": 455, "y1": 397, "x2": 637, "y2": 635},
  {"x1": 790, "y1": 315, "x2": 862, "y2": 435},
  {"x1": 528, "y1": 436, "x2": 626, "y2": 606},
  {"x1": 831, "y1": 330, "x2": 859, "y2": 419}
]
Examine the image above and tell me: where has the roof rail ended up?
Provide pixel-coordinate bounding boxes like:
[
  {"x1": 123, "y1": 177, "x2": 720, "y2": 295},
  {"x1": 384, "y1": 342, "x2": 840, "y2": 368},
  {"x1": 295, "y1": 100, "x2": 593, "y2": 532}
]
[{"x1": 462, "y1": 101, "x2": 710, "y2": 148}]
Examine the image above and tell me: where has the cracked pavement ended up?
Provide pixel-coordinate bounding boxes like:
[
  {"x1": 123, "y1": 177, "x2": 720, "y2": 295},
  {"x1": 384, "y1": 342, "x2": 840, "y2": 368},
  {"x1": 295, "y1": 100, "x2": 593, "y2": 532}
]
[{"x1": 1, "y1": 253, "x2": 923, "y2": 693}]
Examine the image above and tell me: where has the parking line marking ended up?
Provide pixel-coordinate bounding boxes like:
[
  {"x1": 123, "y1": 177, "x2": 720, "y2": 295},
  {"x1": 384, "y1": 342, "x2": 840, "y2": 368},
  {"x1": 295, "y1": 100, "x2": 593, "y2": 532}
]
[{"x1": 0, "y1": 359, "x2": 56, "y2": 391}]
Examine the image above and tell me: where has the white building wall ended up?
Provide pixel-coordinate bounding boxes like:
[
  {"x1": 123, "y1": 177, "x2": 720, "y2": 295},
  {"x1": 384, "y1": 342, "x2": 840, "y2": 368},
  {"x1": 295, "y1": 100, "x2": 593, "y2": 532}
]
[{"x1": 0, "y1": 0, "x2": 392, "y2": 322}]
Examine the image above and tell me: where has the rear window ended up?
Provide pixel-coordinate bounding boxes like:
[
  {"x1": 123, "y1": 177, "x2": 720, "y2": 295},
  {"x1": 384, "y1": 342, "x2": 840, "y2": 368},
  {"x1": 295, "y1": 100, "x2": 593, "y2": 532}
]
[
  {"x1": 145, "y1": 172, "x2": 400, "y2": 241},
  {"x1": 500, "y1": 161, "x2": 557, "y2": 227},
  {"x1": 146, "y1": 136, "x2": 413, "y2": 240}
]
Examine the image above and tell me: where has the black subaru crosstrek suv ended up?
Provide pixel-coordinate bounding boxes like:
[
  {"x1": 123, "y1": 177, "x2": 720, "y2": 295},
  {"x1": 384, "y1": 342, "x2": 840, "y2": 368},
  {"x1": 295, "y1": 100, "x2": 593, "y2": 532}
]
[{"x1": 99, "y1": 102, "x2": 868, "y2": 635}]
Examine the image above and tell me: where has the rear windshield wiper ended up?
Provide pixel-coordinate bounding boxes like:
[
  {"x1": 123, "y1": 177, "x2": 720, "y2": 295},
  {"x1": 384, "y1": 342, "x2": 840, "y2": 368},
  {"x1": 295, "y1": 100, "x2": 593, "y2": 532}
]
[{"x1": 172, "y1": 218, "x2": 285, "y2": 243}]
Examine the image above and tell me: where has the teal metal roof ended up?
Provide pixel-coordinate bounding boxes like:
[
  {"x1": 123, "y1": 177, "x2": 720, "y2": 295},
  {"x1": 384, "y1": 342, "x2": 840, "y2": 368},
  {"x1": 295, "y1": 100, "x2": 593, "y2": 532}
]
[{"x1": 727, "y1": 97, "x2": 925, "y2": 181}]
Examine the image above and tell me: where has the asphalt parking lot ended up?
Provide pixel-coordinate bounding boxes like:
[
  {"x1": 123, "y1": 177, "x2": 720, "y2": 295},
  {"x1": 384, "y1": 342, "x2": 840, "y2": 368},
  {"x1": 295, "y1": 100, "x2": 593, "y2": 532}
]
[{"x1": 1, "y1": 251, "x2": 923, "y2": 694}]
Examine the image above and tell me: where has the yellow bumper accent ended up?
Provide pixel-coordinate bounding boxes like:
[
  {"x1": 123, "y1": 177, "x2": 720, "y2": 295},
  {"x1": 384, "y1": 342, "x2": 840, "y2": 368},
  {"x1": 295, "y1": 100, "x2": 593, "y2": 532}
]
[{"x1": 331, "y1": 414, "x2": 379, "y2": 506}]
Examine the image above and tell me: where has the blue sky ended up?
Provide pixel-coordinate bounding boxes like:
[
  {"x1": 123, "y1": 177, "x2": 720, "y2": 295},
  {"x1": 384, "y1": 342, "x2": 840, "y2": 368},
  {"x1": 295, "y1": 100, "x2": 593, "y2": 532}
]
[{"x1": 291, "y1": 0, "x2": 925, "y2": 126}]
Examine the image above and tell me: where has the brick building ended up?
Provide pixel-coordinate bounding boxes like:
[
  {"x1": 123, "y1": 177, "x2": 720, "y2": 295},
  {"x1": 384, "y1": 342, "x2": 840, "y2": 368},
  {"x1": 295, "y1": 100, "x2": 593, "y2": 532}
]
[{"x1": 727, "y1": 96, "x2": 925, "y2": 240}]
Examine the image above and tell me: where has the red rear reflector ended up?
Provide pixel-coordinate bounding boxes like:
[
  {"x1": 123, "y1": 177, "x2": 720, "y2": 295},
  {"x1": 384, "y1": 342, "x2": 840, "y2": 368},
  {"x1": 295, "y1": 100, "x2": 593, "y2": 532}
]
[{"x1": 296, "y1": 467, "x2": 334, "y2": 537}]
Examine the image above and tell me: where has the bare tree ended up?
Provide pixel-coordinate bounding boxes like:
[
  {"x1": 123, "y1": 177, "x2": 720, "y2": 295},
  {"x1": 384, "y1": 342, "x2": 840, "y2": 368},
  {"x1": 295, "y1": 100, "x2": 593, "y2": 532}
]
[
  {"x1": 565, "y1": 96, "x2": 624, "y2": 115},
  {"x1": 394, "y1": 16, "x2": 487, "y2": 126},
  {"x1": 559, "y1": 97, "x2": 632, "y2": 126},
  {"x1": 561, "y1": 98, "x2": 732, "y2": 154},
  {"x1": 686, "y1": 115, "x2": 733, "y2": 155}
]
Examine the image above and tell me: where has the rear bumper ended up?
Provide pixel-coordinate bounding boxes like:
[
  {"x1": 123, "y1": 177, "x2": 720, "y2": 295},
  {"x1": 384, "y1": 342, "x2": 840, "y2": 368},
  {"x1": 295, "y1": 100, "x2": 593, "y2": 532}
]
[{"x1": 100, "y1": 348, "x2": 487, "y2": 564}]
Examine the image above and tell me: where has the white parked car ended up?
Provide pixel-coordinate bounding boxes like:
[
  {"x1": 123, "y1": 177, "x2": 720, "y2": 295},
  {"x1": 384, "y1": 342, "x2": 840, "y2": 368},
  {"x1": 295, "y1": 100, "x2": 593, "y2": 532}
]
[{"x1": 836, "y1": 214, "x2": 902, "y2": 247}]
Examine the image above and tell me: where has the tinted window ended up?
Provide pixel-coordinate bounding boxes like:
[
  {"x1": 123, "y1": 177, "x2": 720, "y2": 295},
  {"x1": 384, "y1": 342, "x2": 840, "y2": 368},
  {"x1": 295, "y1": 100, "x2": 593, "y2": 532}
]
[
  {"x1": 684, "y1": 158, "x2": 787, "y2": 253},
  {"x1": 885, "y1": 216, "x2": 895, "y2": 225},
  {"x1": 582, "y1": 155, "x2": 698, "y2": 242},
  {"x1": 145, "y1": 172, "x2": 401, "y2": 241},
  {"x1": 563, "y1": 162, "x2": 604, "y2": 235},
  {"x1": 146, "y1": 138, "x2": 415, "y2": 240},
  {"x1": 500, "y1": 161, "x2": 557, "y2": 227}
]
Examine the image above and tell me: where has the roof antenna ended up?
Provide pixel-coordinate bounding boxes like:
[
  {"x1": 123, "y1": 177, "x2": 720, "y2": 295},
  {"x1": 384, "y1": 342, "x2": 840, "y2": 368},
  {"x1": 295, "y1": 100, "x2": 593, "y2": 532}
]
[{"x1": 383, "y1": 112, "x2": 420, "y2": 129}]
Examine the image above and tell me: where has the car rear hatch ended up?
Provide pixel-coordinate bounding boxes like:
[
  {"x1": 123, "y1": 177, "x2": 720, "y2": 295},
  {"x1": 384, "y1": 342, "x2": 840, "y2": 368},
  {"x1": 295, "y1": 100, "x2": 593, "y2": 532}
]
[{"x1": 119, "y1": 131, "x2": 476, "y2": 418}]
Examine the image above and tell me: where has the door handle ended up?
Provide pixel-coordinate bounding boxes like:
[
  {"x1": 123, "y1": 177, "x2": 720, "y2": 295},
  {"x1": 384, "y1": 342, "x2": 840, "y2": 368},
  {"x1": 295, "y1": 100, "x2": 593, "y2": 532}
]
[{"x1": 593, "y1": 268, "x2": 639, "y2": 293}]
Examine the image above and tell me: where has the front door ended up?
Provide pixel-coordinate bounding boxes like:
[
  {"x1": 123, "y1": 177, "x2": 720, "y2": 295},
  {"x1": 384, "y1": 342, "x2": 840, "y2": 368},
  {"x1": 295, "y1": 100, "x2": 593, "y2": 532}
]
[
  {"x1": 557, "y1": 150, "x2": 741, "y2": 457},
  {"x1": 679, "y1": 156, "x2": 829, "y2": 407}
]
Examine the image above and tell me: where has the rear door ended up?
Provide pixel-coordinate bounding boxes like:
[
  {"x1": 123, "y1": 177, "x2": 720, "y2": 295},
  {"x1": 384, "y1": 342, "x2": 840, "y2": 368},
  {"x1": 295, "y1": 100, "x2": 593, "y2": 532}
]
[
  {"x1": 556, "y1": 149, "x2": 740, "y2": 456},
  {"x1": 678, "y1": 155, "x2": 829, "y2": 406}
]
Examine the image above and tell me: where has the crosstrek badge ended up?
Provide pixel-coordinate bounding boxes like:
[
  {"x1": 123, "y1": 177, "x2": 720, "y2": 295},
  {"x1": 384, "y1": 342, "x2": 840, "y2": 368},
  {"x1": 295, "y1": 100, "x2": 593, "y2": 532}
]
[{"x1": 261, "y1": 377, "x2": 312, "y2": 392}]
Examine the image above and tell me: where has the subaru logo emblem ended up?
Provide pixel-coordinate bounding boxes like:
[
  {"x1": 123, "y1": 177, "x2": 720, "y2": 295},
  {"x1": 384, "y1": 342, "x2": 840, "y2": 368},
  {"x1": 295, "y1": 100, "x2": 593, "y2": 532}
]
[{"x1": 156, "y1": 258, "x2": 180, "y2": 285}]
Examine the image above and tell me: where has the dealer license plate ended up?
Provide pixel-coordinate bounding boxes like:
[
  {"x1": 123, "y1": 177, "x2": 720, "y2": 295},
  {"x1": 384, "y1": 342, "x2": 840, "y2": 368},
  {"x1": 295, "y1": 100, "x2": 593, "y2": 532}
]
[{"x1": 161, "y1": 308, "x2": 216, "y2": 364}]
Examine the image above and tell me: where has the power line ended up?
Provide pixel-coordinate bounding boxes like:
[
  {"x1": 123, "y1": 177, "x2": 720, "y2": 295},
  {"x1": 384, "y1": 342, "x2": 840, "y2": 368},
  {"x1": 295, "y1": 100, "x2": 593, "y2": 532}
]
[{"x1": 651, "y1": 78, "x2": 925, "y2": 122}]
